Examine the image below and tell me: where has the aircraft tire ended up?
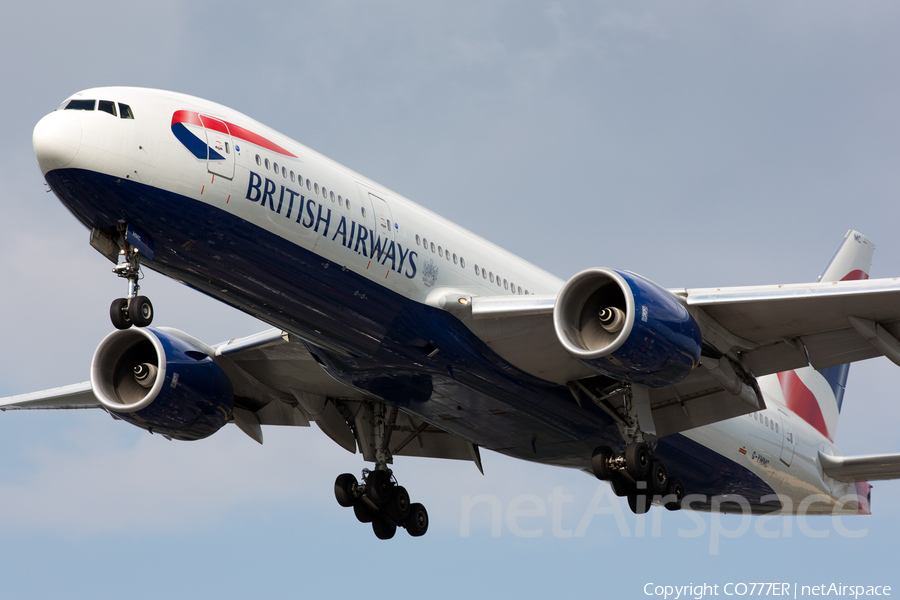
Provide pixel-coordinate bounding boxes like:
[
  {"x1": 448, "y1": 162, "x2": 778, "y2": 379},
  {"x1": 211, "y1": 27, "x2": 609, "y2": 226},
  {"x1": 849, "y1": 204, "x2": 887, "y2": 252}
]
[
  {"x1": 649, "y1": 459, "x2": 668, "y2": 493},
  {"x1": 110, "y1": 298, "x2": 131, "y2": 330},
  {"x1": 627, "y1": 492, "x2": 651, "y2": 515},
  {"x1": 334, "y1": 473, "x2": 357, "y2": 508},
  {"x1": 625, "y1": 442, "x2": 651, "y2": 479},
  {"x1": 609, "y1": 474, "x2": 632, "y2": 497},
  {"x1": 591, "y1": 446, "x2": 615, "y2": 480},
  {"x1": 385, "y1": 485, "x2": 411, "y2": 521},
  {"x1": 405, "y1": 503, "x2": 429, "y2": 537},
  {"x1": 372, "y1": 516, "x2": 397, "y2": 540},
  {"x1": 664, "y1": 477, "x2": 685, "y2": 511},
  {"x1": 367, "y1": 469, "x2": 393, "y2": 505},
  {"x1": 128, "y1": 295, "x2": 154, "y2": 327},
  {"x1": 354, "y1": 500, "x2": 375, "y2": 523}
]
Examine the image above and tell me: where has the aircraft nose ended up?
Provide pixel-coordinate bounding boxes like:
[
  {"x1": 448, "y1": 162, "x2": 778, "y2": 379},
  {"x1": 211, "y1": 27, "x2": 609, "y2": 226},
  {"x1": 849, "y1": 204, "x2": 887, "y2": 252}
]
[{"x1": 33, "y1": 111, "x2": 82, "y2": 173}]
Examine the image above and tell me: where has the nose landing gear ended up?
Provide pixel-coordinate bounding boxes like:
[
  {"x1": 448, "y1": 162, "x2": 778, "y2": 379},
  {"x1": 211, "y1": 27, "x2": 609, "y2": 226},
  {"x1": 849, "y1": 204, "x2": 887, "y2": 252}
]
[
  {"x1": 334, "y1": 469, "x2": 429, "y2": 539},
  {"x1": 109, "y1": 244, "x2": 153, "y2": 329}
]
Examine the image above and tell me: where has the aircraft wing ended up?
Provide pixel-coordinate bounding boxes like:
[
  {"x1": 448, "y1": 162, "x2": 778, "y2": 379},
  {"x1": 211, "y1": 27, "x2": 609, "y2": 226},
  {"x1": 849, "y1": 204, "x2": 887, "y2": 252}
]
[
  {"x1": 430, "y1": 275, "x2": 900, "y2": 439},
  {"x1": 681, "y1": 277, "x2": 900, "y2": 376},
  {"x1": 0, "y1": 382, "x2": 99, "y2": 410},
  {"x1": 819, "y1": 451, "x2": 900, "y2": 482},
  {"x1": 0, "y1": 328, "x2": 484, "y2": 469}
]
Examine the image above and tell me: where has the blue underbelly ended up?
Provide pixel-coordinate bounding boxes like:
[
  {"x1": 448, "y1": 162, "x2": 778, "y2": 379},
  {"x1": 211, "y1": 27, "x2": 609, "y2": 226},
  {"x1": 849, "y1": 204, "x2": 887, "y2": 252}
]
[{"x1": 45, "y1": 168, "x2": 777, "y2": 505}]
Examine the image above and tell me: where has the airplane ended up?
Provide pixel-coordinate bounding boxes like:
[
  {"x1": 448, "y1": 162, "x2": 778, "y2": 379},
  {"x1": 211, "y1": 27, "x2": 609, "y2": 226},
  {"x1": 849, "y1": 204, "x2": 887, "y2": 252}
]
[{"x1": 9, "y1": 86, "x2": 900, "y2": 539}]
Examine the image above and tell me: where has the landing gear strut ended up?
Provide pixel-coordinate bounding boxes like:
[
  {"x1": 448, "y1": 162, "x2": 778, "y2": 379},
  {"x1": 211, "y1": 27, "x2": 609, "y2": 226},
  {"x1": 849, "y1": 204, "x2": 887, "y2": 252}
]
[
  {"x1": 333, "y1": 401, "x2": 430, "y2": 538},
  {"x1": 588, "y1": 384, "x2": 684, "y2": 514},
  {"x1": 334, "y1": 469, "x2": 429, "y2": 539},
  {"x1": 109, "y1": 238, "x2": 153, "y2": 329}
]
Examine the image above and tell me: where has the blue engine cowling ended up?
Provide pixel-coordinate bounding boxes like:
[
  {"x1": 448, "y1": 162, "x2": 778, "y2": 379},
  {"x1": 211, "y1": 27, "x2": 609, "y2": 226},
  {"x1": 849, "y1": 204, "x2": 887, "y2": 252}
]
[
  {"x1": 90, "y1": 327, "x2": 233, "y2": 441},
  {"x1": 553, "y1": 268, "x2": 702, "y2": 387}
]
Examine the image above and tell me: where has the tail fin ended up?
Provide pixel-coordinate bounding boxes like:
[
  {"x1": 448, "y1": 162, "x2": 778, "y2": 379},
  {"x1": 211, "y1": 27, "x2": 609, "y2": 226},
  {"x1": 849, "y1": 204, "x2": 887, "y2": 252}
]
[
  {"x1": 818, "y1": 230, "x2": 874, "y2": 283},
  {"x1": 773, "y1": 230, "x2": 874, "y2": 441}
]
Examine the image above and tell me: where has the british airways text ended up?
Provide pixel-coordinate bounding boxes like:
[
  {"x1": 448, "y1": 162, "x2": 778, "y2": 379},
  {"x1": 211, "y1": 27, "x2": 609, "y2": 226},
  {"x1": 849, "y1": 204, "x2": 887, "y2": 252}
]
[{"x1": 246, "y1": 171, "x2": 418, "y2": 279}]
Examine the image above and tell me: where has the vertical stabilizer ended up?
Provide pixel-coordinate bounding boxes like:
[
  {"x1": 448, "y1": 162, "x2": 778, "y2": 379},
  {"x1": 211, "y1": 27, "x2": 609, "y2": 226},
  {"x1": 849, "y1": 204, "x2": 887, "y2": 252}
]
[
  {"x1": 773, "y1": 230, "x2": 874, "y2": 441},
  {"x1": 818, "y1": 230, "x2": 874, "y2": 283}
]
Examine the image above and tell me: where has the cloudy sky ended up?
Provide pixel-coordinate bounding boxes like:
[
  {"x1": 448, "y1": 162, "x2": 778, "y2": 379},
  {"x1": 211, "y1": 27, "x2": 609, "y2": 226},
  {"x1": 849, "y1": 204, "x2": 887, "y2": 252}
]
[{"x1": 2, "y1": 2, "x2": 900, "y2": 598}]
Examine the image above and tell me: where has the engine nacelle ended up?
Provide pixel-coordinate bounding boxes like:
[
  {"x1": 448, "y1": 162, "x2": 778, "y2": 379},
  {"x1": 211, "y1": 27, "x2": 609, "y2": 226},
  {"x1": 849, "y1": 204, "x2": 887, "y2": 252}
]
[
  {"x1": 91, "y1": 328, "x2": 234, "y2": 441},
  {"x1": 553, "y1": 268, "x2": 702, "y2": 387}
]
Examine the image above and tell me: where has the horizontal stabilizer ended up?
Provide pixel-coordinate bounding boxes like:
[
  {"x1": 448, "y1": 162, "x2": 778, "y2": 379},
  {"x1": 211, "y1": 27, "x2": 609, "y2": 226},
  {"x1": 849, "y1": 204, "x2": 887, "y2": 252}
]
[{"x1": 819, "y1": 451, "x2": 900, "y2": 482}]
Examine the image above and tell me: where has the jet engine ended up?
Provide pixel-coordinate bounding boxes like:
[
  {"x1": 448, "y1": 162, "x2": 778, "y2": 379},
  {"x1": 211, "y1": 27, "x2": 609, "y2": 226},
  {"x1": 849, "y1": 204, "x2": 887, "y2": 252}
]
[
  {"x1": 553, "y1": 268, "x2": 702, "y2": 387},
  {"x1": 90, "y1": 327, "x2": 233, "y2": 440}
]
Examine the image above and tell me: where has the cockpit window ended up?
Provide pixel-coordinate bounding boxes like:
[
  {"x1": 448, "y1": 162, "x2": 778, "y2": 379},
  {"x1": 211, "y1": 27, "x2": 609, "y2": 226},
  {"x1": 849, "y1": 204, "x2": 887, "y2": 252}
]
[
  {"x1": 98, "y1": 100, "x2": 117, "y2": 117},
  {"x1": 118, "y1": 103, "x2": 134, "y2": 119},
  {"x1": 65, "y1": 99, "x2": 96, "y2": 111}
]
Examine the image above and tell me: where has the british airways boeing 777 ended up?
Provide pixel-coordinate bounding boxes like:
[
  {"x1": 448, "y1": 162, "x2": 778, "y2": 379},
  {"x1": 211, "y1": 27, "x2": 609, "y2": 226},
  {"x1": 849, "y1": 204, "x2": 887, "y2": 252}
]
[{"x1": 11, "y1": 87, "x2": 900, "y2": 539}]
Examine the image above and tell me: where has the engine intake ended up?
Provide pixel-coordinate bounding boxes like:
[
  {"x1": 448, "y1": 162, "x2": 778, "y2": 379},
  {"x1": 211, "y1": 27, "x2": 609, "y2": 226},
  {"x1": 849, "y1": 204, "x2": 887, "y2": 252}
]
[
  {"x1": 91, "y1": 327, "x2": 234, "y2": 440},
  {"x1": 553, "y1": 268, "x2": 701, "y2": 387}
]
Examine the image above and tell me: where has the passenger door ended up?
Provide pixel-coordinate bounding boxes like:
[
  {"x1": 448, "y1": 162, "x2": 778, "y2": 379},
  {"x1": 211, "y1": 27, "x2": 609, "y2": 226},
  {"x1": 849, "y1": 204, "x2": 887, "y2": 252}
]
[
  {"x1": 778, "y1": 409, "x2": 795, "y2": 467},
  {"x1": 199, "y1": 114, "x2": 235, "y2": 180}
]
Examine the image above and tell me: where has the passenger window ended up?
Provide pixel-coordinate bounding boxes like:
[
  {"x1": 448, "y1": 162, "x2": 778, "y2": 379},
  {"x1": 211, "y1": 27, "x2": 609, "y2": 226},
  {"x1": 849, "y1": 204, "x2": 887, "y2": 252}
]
[
  {"x1": 387, "y1": 220, "x2": 392, "y2": 230},
  {"x1": 446, "y1": 251, "x2": 451, "y2": 261},
  {"x1": 489, "y1": 272, "x2": 494, "y2": 283},
  {"x1": 438, "y1": 246, "x2": 443, "y2": 257},
  {"x1": 307, "y1": 179, "x2": 311, "y2": 190},
  {"x1": 347, "y1": 200, "x2": 352, "y2": 211},
  {"x1": 509, "y1": 281, "x2": 514, "y2": 291},
  {"x1": 360, "y1": 206, "x2": 365, "y2": 217},
  {"x1": 274, "y1": 162, "x2": 279, "y2": 173},
  {"x1": 98, "y1": 100, "x2": 117, "y2": 116},
  {"x1": 482, "y1": 268, "x2": 487, "y2": 279},
  {"x1": 338, "y1": 195, "x2": 343, "y2": 206},
  {"x1": 118, "y1": 103, "x2": 134, "y2": 119},
  {"x1": 256, "y1": 155, "x2": 261, "y2": 166},
  {"x1": 265, "y1": 158, "x2": 270, "y2": 170},
  {"x1": 65, "y1": 99, "x2": 95, "y2": 111},
  {"x1": 416, "y1": 235, "x2": 421, "y2": 245},
  {"x1": 453, "y1": 253, "x2": 457, "y2": 265},
  {"x1": 497, "y1": 277, "x2": 502, "y2": 287},
  {"x1": 330, "y1": 191, "x2": 335, "y2": 202},
  {"x1": 474, "y1": 263, "x2": 479, "y2": 274},
  {"x1": 315, "y1": 183, "x2": 319, "y2": 194},
  {"x1": 225, "y1": 142, "x2": 230, "y2": 154},
  {"x1": 430, "y1": 242, "x2": 435, "y2": 253},
  {"x1": 524, "y1": 290, "x2": 529, "y2": 295},
  {"x1": 322, "y1": 187, "x2": 327, "y2": 198},
  {"x1": 460, "y1": 258, "x2": 465, "y2": 268},
  {"x1": 776, "y1": 423, "x2": 779, "y2": 433},
  {"x1": 517, "y1": 286, "x2": 522, "y2": 295},
  {"x1": 282, "y1": 167, "x2": 286, "y2": 178},
  {"x1": 290, "y1": 171, "x2": 295, "y2": 182}
]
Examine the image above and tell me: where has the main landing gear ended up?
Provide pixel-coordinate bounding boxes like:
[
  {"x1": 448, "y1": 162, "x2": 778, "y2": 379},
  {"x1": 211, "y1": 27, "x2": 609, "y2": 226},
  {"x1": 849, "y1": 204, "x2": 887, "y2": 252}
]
[
  {"x1": 109, "y1": 243, "x2": 153, "y2": 330},
  {"x1": 334, "y1": 468, "x2": 429, "y2": 539},
  {"x1": 591, "y1": 442, "x2": 685, "y2": 514}
]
